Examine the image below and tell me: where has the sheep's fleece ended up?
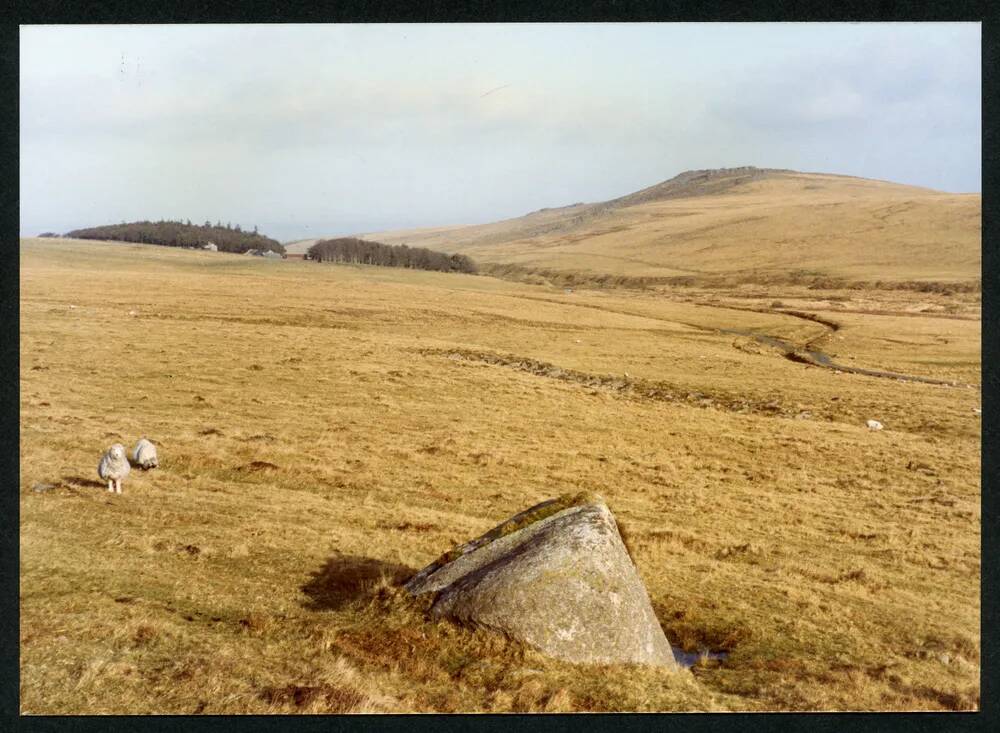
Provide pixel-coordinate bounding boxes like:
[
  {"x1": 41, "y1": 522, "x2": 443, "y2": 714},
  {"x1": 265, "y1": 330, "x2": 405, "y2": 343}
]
[
  {"x1": 98, "y1": 444, "x2": 131, "y2": 481},
  {"x1": 132, "y1": 438, "x2": 159, "y2": 469}
]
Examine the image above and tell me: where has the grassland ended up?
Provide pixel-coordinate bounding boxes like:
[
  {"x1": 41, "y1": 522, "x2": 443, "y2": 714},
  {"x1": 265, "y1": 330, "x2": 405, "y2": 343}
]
[{"x1": 20, "y1": 238, "x2": 980, "y2": 712}]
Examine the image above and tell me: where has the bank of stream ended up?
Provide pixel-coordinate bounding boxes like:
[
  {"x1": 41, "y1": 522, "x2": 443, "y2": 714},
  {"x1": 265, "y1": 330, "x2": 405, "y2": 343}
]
[
  {"x1": 491, "y1": 291, "x2": 976, "y2": 389},
  {"x1": 718, "y1": 307, "x2": 974, "y2": 388}
]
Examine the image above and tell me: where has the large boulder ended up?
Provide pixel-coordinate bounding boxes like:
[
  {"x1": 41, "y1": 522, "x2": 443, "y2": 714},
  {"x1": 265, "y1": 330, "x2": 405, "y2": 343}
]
[{"x1": 405, "y1": 493, "x2": 678, "y2": 668}]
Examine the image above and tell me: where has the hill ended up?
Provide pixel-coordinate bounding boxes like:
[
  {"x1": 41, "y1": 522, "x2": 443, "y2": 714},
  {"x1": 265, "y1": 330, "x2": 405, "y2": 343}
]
[
  {"x1": 65, "y1": 220, "x2": 285, "y2": 255},
  {"x1": 283, "y1": 238, "x2": 320, "y2": 255},
  {"x1": 363, "y1": 167, "x2": 981, "y2": 287}
]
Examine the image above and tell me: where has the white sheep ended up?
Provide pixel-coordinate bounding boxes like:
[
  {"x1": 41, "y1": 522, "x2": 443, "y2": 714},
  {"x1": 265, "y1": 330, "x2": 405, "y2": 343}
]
[
  {"x1": 132, "y1": 438, "x2": 159, "y2": 470},
  {"x1": 98, "y1": 443, "x2": 130, "y2": 493}
]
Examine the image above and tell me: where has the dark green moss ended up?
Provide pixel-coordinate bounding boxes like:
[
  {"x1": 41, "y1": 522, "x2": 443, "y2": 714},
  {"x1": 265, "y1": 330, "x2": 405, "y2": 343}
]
[{"x1": 426, "y1": 492, "x2": 603, "y2": 572}]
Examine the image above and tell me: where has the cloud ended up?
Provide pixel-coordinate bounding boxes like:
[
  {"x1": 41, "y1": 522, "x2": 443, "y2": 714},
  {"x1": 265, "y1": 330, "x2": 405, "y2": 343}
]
[
  {"x1": 19, "y1": 23, "x2": 981, "y2": 238},
  {"x1": 797, "y1": 81, "x2": 866, "y2": 122}
]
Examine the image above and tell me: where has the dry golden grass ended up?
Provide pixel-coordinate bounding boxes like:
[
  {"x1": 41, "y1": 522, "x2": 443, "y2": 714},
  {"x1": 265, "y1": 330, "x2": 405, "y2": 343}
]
[
  {"x1": 367, "y1": 171, "x2": 981, "y2": 286},
  {"x1": 20, "y1": 238, "x2": 980, "y2": 712}
]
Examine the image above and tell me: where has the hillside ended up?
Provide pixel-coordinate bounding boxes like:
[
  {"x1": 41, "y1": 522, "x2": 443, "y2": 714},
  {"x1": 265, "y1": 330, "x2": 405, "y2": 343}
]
[
  {"x1": 363, "y1": 168, "x2": 981, "y2": 286},
  {"x1": 283, "y1": 238, "x2": 320, "y2": 255}
]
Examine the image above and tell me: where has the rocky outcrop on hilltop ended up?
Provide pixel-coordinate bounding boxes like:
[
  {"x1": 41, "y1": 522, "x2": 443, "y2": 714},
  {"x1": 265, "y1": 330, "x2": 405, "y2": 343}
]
[{"x1": 599, "y1": 166, "x2": 794, "y2": 210}]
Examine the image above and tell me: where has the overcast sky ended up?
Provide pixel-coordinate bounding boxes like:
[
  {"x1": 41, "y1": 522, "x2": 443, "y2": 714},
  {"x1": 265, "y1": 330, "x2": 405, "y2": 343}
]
[{"x1": 20, "y1": 23, "x2": 981, "y2": 242}]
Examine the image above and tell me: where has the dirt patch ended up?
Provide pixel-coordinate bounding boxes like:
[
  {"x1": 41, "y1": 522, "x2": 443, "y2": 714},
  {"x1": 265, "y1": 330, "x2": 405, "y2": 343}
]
[
  {"x1": 237, "y1": 461, "x2": 279, "y2": 472},
  {"x1": 153, "y1": 541, "x2": 202, "y2": 557},
  {"x1": 240, "y1": 434, "x2": 276, "y2": 443},
  {"x1": 133, "y1": 624, "x2": 158, "y2": 646},
  {"x1": 376, "y1": 520, "x2": 439, "y2": 533},
  {"x1": 259, "y1": 683, "x2": 366, "y2": 712}
]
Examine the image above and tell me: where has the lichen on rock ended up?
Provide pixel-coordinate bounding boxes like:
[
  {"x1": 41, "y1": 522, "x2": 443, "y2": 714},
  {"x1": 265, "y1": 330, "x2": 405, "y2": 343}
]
[
  {"x1": 405, "y1": 494, "x2": 678, "y2": 668},
  {"x1": 408, "y1": 492, "x2": 600, "y2": 587}
]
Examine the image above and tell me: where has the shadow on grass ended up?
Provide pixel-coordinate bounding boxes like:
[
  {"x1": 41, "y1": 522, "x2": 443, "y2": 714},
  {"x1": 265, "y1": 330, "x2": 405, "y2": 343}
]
[
  {"x1": 60, "y1": 475, "x2": 107, "y2": 490},
  {"x1": 652, "y1": 599, "x2": 750, "y2": 658},
  {"x1": 301, "y1": 553, "x2": 414, "y2": 611}
]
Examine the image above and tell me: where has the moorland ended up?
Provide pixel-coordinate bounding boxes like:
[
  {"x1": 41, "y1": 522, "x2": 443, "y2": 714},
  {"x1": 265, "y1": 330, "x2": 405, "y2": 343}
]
[{"x1": 20, "y1": 167, "x2": 981, "y2": 712}]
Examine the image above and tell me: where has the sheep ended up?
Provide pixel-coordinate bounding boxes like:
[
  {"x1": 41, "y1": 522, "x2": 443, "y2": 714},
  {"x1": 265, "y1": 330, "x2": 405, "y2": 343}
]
[
  {"x1": 98, "y1": 444, "x2": 130, "y2": 494},
  {"x1": 132, "y1": 438, "x2": 159, "y2": 470}
]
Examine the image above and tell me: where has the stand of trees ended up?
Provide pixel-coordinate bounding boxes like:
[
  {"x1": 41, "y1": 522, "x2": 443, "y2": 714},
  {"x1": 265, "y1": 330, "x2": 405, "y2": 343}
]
[
  {"x1": 64, "y1": 220, "x2": 285, "y2": 254},
  {"x1": 307, "y1": 238, "x2": 477, "y2": 274}
]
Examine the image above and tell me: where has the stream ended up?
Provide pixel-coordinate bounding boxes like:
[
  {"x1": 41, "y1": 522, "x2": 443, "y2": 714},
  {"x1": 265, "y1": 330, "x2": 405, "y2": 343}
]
[
  {"x1": 496, "y1": 292, "x2": 976, "y2": 389},
  {"x1": 720, "y1": 327, "x2": 972, "y2": 388},
  {"x1": 675, "y1": 648, "x2": 729, "y2": 669}
]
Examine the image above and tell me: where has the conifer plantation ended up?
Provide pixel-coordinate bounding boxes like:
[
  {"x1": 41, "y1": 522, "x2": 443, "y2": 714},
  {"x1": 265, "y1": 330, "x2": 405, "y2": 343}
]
[
  {"x1": 65, "y1": 220, "x2": 285, "y2": 254},
  {"x1": 307, "y1": 237, "x2": 477, "y2": 274}
]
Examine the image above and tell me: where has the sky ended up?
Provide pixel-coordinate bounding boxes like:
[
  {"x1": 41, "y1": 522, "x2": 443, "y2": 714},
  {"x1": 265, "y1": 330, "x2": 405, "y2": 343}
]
[{"x1": 20, "y1": 23, "x2": 981, "y2": 242}]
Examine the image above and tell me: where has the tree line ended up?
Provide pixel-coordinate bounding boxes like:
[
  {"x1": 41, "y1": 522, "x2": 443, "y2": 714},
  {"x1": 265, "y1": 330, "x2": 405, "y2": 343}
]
[
  {"x1": 307, "y1": 238, "x2": 477, "y2": 274},
  {"x1": 63, "y1": 220, "x2": 285, "y2": 254}
]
